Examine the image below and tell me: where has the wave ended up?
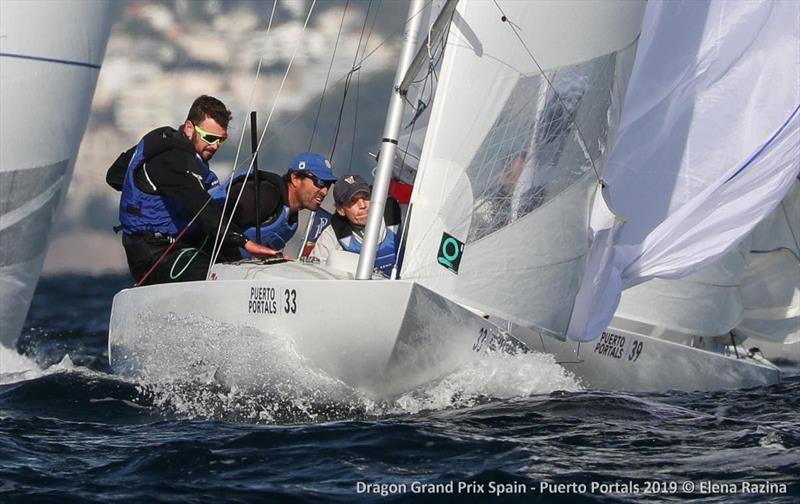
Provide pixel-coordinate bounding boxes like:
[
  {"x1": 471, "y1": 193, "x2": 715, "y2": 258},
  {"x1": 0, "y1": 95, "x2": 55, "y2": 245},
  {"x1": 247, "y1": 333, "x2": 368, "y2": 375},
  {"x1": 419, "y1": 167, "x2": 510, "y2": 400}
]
[{"x1": 103, "y1": 312, "x2": 583, "y2": 424}]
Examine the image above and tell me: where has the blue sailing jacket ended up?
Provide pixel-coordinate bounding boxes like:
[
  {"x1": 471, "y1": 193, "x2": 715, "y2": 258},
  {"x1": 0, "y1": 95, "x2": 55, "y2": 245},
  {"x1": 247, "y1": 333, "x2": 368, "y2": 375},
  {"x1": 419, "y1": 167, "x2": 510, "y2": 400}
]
[
  {"x1": 331, "y1": 198, "x2": 401, "y2": 277},
  {"x1": 209, "y1": 171, "x2": 298, "y2": 252},
  {"x1": 338, "y1": 228, "x2": 398, "y2": 277},
  {"x1": 119, "y1": 138, "x2": 218, "y2": 237}
]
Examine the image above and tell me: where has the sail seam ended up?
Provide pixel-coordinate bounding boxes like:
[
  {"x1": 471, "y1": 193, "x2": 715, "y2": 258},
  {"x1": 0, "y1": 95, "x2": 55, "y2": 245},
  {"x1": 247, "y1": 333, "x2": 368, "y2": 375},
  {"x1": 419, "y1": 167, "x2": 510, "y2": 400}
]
[
  {"x1": 0, "y1": 52, "x2": 101, "y2": 69},
  {"x1": 725, "y1": 104, "x2": 800, "y2": 183}
]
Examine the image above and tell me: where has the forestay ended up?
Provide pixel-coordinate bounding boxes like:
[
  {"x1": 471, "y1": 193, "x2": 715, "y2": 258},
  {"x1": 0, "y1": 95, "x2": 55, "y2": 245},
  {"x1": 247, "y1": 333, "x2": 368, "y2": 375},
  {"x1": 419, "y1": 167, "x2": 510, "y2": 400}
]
[
  {"x1": 567, "y1": 0, "x2": 800, "y2": 342},
  {"x1": 399, "y1": 0, "x2": 646, "y2": 336}
]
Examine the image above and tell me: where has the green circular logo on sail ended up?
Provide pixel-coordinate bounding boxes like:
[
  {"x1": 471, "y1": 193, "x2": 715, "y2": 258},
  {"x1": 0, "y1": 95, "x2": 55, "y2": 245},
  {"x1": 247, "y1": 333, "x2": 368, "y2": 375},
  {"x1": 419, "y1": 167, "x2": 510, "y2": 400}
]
[
  {"x1": 441, "y1": 237, "x2": 460, "y2": 261},
  {"x1": 437, "y1": 232, "x2": 464, "y2": 273}
]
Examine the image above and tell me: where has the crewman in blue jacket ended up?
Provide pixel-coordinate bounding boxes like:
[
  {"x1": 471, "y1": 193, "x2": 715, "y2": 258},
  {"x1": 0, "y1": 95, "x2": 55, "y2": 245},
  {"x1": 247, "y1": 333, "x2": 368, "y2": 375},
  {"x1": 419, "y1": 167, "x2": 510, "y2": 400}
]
[
  {"x1": 210, "y1": 152, "x2": 337, "y2": 256},
  {"x1": 106, "y1": 95, "x2": 280, "y2": 284},
  {"x1": 310, "y1": 173, "x2": 400, "y2": 277}
]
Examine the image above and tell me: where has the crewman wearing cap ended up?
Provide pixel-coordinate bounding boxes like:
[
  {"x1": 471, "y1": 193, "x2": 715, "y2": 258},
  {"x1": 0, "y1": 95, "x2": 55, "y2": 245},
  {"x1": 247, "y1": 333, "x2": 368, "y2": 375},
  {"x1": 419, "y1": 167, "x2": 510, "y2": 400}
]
[
  {"x1": 210, "y1": 151, "x2": 338, "y2": 254},
  {"x1": 310, "y1": 173, "x2": 401, "y2": 277}
]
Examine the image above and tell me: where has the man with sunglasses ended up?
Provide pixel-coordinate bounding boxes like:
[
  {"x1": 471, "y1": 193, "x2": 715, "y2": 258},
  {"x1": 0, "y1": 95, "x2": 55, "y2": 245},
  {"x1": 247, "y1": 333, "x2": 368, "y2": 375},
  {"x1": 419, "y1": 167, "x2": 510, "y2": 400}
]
[
  {"x1": 214, "y1": 151, "x2": 338, "y2": 255},
  {"x1": 107, "y1": 95, "x2": 278, "y2": 285}
]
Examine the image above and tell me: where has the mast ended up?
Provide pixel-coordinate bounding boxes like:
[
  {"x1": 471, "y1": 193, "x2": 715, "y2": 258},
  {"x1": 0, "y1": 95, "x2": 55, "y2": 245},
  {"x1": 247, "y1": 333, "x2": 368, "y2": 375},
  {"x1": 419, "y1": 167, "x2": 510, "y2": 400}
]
[
  {"x1": 398, "y1": 0, "x2": 459, "y2": 95},
  {"x1": 355, "y1": 0, "x2": 426, "y2": 280}
]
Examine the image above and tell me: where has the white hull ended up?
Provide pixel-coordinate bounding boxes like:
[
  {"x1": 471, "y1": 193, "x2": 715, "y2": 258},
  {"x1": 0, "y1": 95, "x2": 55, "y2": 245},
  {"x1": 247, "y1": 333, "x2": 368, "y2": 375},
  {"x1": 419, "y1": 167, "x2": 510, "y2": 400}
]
[
  {"x1": 109, "y1": 262, "x2": 519, "y2": 398},
  {"x1": 510, "y1": 318, "x2": 781, "y2": 392},
  {"x1": 109, "y1": 262, "x2": 782, "y2": 396}
]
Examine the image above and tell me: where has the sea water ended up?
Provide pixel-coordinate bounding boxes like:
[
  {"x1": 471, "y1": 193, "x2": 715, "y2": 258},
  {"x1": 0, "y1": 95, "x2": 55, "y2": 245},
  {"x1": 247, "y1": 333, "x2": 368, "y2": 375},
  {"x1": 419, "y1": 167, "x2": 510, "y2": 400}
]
[{"x1": 0, "y1": 275, "x2": 797, "y2": 502}]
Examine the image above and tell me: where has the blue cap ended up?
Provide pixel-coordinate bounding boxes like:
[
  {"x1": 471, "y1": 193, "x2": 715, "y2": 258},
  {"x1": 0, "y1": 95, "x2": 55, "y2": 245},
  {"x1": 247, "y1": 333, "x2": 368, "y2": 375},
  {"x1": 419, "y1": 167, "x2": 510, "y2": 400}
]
[{"x1": 288, "y1": 152, "x2": 337, "y2": 181}]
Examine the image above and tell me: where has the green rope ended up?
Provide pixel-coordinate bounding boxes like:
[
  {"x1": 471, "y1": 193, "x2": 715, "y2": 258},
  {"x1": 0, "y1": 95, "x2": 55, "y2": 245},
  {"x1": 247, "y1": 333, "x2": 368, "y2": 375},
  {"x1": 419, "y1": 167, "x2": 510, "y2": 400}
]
[{"x1": 170, "y1": 237, "x2": 209, "y2": 280}]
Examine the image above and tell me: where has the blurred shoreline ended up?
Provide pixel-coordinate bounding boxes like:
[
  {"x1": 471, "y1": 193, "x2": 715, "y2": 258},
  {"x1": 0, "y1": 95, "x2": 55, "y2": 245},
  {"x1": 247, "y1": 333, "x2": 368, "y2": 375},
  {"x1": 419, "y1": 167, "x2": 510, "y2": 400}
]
[{"x1": 54, "y1": 0, "x2": 403, "y2": 274}]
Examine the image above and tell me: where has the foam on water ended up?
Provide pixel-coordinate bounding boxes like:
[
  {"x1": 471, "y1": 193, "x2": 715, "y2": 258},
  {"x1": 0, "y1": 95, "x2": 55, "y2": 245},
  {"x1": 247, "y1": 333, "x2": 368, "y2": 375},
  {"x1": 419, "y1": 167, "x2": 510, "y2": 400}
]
[
  {"x1": 386, "y1": 351, "x2": 582, "y2": 415},
  {"x1": 121, "y1": 312, "x2": 376, "y2": 422},
  {"x1": 0, "y1": 346, "x2": 78, "y2": 386},
  {"x1": 118, "y1": 312, "x2": 582, "y2": 423}
]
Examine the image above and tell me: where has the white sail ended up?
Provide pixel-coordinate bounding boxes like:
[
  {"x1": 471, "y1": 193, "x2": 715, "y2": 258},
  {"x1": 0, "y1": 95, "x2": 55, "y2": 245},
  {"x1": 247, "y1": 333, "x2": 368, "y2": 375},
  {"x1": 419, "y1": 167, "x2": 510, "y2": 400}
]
[
  {"x1": 615, "y1": 245, "x2": 749, "y2": 337},
  {"x1": 0, "y1": 1, "x2": 115, "y2": 348},
  {"x1": 399, "y1": 0, "x2": 646, "y2": 335},
  {"x1": 748, "y1": 179, "x2": 800, "y2": 254},
  {"x1": 615, "y1": 180, "x2": 800, "y2": 342},
  {"x1": 737, "y1": 180, "x2": 800, "y2": 344},
  {"x1": 567, "y1": 0, "x2": 800, "y2": 342},
  {"x1": 737, "y1": 250, "x2": 800, "y2": 344}
]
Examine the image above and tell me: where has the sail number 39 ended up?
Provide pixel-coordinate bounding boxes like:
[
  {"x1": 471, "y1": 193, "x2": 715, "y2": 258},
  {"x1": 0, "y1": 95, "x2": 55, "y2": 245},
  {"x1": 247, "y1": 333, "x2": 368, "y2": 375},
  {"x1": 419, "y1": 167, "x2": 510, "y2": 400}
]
[{"x1": 628, "y1": 339, "x2": 643, "y2": 361}]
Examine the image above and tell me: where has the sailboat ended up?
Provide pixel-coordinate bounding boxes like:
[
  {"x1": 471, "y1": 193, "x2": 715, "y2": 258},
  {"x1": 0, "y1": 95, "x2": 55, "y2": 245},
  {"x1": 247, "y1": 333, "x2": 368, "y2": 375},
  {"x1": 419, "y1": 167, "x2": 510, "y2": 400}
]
[
  {"x1": 108, "y1": 0, "x2": 648, "y2": 397},
  {"x1": 0, "y1": 1, "x2": 115, "y2": 351},
  {"x1": 109, "y1": 0, "x2": 796, "y2": 395}
]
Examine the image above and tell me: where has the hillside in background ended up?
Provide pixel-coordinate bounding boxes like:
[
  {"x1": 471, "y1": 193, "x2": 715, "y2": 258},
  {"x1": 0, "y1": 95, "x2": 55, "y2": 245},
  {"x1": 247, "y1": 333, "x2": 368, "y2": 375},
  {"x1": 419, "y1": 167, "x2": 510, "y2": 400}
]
[{"x1": 46, "y1": 0, "x2": 406, "y2": 274}]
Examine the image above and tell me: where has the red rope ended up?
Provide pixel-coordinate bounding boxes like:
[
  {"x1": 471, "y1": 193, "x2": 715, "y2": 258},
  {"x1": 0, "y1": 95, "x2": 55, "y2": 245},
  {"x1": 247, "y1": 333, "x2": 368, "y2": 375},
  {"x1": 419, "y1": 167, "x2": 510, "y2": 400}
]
[
  {"x1": 134, "y1": 224, "x2": 192, "y2": 287},
  {"x1": 134, "y1": 197, "x2": 213, "y2": 286}
]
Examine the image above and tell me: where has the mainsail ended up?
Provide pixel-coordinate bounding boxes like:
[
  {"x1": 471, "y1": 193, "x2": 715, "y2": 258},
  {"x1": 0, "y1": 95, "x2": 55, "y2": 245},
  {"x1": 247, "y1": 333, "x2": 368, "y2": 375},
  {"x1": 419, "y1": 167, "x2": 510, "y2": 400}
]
[
  {"x1": 399, "y1": 0, "x2": 646, "y2": 336},
  {"x1": 0, "y1": 1, "x2": 115, "y2": 348},
  {"x1": 566, "y1": 0, "x2": 800, "y2": 342}
]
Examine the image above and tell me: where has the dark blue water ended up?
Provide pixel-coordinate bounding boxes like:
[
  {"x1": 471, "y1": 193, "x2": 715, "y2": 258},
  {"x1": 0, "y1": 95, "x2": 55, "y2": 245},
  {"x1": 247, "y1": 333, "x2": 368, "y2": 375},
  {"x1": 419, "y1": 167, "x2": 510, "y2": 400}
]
[{"x1": 1, "y1": 275, "x2": 798, "y2": 503}]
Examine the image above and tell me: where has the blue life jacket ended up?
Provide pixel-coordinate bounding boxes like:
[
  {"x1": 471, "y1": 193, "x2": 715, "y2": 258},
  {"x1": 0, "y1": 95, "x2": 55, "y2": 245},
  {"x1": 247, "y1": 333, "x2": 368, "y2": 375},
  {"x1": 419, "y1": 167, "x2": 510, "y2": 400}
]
[
  {"x1": 338, "y1": 228, "x2": 398, "y2": 277},
  {"x1": 119, "y1": 138, "x2": 218, "y2": 237},
  {"x1": 332, "y1": 199, "x2": 401, "y2": 277},
  {"x1": 209, "y1": 170, "x2": 298, "y2": 253}
]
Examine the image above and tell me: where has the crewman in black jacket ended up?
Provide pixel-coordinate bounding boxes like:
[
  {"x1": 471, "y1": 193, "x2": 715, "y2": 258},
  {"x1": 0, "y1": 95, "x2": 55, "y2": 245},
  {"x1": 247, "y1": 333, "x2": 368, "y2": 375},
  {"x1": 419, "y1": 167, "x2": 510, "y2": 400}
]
[{"x1": 106, "y1": 95, "x2": 277, "y2": 285}]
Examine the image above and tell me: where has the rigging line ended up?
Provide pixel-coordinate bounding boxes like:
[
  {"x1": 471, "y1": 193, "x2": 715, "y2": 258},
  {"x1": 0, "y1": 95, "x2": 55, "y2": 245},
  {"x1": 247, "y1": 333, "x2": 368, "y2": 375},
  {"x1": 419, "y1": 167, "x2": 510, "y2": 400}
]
[
  {"x1": 349, "y1": 0, "x2": 374, "y2": 169},
  {"x1": 136, "y1": 197, "x2": 213, "y2": 287},
  {"x1": 392, "y1": 34, "x2": 435, "y2": 279},
  {"x1": 393, "y1": 99, "x2": 420, "y2": 258},
  {"x1": 330, "y1": 0, "x2": 373, "y2": 162},
  {"x1": 410, "y1": 40, "x2": 444, "y2": 85},
  {"x1": 490, "y1": 0, "x2": 602, "y2": 184},
  {"x1": 362, "y1": 0, "x2": 383, "y2": 61},
  {"x1": 354, "y1": 0, "x2": 433, "y2": 69},
  {"x1": 354, "y1": 0, "x2": 374, "y2": 60},
  {"x1": 209, "y1": 0, "x2": 279, "y2": 276},
  {"x1": 349, "y1": 69, "x2": 361, "y2": 171},
  {"x1": 329, "y1": 70, "x2": 354, "y2": 162},
  {"x1": 782, "y1": 200, "x2": 800, "y2": 254},
  {"x1": 309, "y1": 0, "x2": 350, "y2": 151},
  {"x1": 208, "y1": 0, "x2": 318, "y2": 273}
]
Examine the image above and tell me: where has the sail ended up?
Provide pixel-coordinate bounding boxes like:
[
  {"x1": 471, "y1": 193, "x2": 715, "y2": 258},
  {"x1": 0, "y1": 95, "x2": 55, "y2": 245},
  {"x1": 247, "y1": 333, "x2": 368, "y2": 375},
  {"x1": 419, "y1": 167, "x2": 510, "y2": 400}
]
[
  {"x1": 737, "y1": 250, "x2": 800, "y2": 344},
  {"x1": 0, "y1": 1, "x2": 115, "y2": 348},
  {"x1": 399, "y1": 0, "x2": 646, "y2": 335},
  {"x1": 614, "y1": 178, "x2": 800, "y2": 341},
  {"x1": 737, "y1": 180, "x2": 800, "y2": 343},
  {"x1": 615, "y1": 245, "x2": 749, "y2": 337},
  {"x1": 566, "y1": 0, "x2": 800, "y2": 342}
]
